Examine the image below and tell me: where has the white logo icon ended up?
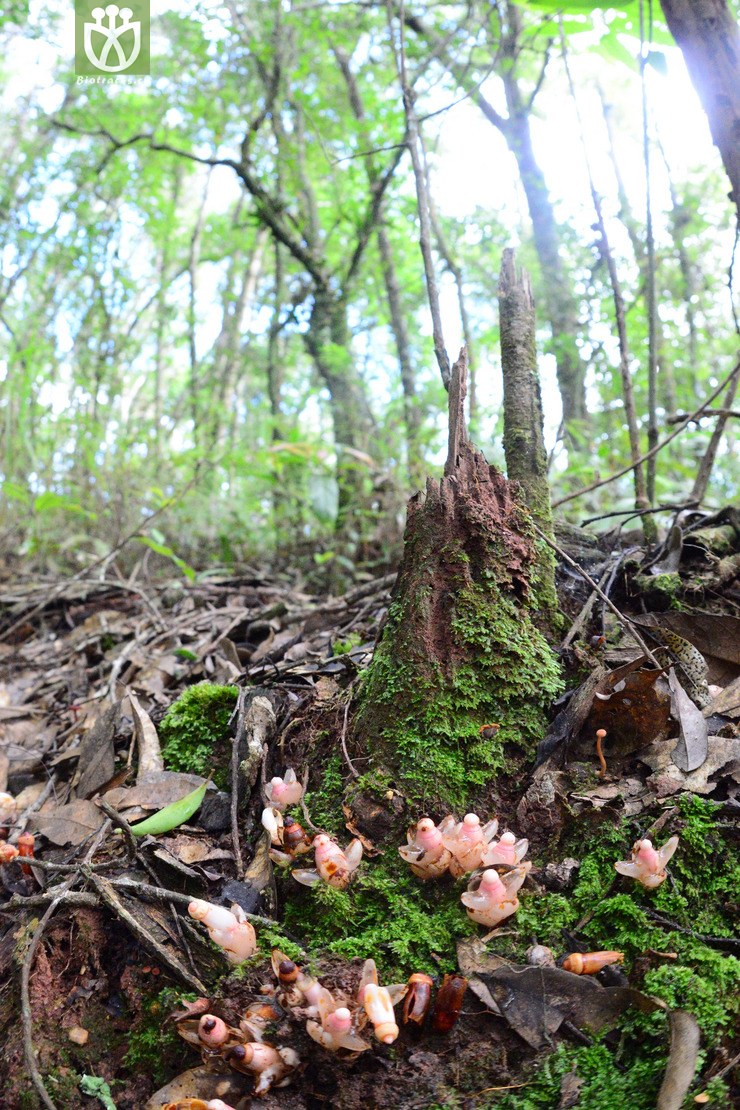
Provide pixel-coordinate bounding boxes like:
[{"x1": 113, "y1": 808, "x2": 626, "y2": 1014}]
[{"x1": 84, "y1": 4, "x2": 141, "y2": 72}]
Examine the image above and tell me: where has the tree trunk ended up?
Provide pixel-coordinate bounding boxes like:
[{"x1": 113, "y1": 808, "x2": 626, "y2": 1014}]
[
  {"x1": 355, "y1": 349, "x2": 561, "y2": 810},
  {"x1": 305, "y1": 289, "x2": 376, "y2": 532},
  {"x1": 659, "y1": 0, "x2": 740, "y2": 224},
  {"x1": 499, "y1": 249, "x2": 560, "y2": 621}
]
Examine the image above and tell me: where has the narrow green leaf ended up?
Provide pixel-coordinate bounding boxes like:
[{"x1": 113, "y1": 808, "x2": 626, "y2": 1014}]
[{"x1": 129, "y1": 779, "x2": 208, "y2": 836}]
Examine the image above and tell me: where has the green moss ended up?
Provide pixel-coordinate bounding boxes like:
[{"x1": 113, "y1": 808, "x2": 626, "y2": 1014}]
[
  {"x1": 491, "y1": 798, "x2": 739, "y2": 1049},
  {"x1": 123, "y1": 987, "x2": 193, "y2": 1088},
  {"x1": 280, "y1": 852, "x2": 475, "y2": 980},
  {"x1": 490, "y1": 1042, "x2": 666, "y2": 1109},
  {"x1": 633, "y1": 572, "x2": 684, "y2": 608},
  {"x1": 357, "y1": 573, "x2": 562, "y2": 809},
  {"x1": 159, "y1": 681, "x2": 238, "y2": 782},
  {"x1": 333, "y1": 632, "x2": 362, "y2": 655},
  {"x1": 303, "y1": 750, "x2": 345, "y2": 834}
]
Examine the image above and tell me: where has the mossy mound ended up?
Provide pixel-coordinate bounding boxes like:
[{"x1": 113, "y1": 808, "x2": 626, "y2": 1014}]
[{"x1": 159, "y1": 681, "x2": 238, "y2": 782}]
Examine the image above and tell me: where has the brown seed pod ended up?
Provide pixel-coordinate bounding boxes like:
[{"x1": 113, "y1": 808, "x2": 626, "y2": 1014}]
[
  {"x1": 562, "y1": 951, "x2": 624, "y2": 975},
  {"x1": 431, "y1": 974, "x2": 467, "y2": 1033},
  {"x1": 277, "y1": 958, "x2": 299, "y2": 985},
  {"x1": 281, "y1": 816, "x2": 311, "y2": 854},
  {"x1": 402, "y1": 973, "x2": 433, "y2": 1026}
]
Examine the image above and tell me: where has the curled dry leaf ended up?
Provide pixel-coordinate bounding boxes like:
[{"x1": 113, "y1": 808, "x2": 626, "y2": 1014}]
[
  {"x1": 144, "y1": 1068, "x2": 248, "y2": 1110},
  {"x1": 667, "y1": 668, "x2": 708, "y2": 772}
]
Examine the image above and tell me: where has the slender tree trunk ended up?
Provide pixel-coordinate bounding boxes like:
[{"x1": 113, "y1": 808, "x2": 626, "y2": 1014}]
[
  {"x1": 376, "y1": 226, "x2": 424, "y2": 486},
  {"x1": 691, "y1": 360, "x2": 740, "y2": 502},
  {"x1": 502, "y1": 84, "x2": 585, "y2": 429},
  {"x1": 304, "y1": 289, "x2": 376, "y2": 531},
  {"x1": 659, "y1": 0, "x2": 740, "y2": 224},
  {"x1": 402, "y1": 5, "x2": 586, "y2": 430}
]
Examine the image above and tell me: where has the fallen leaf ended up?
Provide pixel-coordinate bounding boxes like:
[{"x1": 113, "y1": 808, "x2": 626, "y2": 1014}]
[
  {"x1": 641, "y1": 735, "x2": 740, "y2": 796},
  {"x1": 127, "y1": 690, "x2": 164, "y2": 783},
  {"x1": 73, "y1": 702, "x2": 119, "y2": 799},
  {"x1": 705, "y1": 674, "x2": 740, "y2": 719},
  {"x1": 35, "y1": 800, "x2": 105, "y2": 846},
  {"x1": 104, "y1": 772, "x2": 208, "y2": 815},
  {"x1": 472, "y1": 963, "x2": 660, "y2": 1050},
  {"x1": 668, "y1": 669, "x2": 708, "y2": 772},
  {"x1": 159, "y1": 835, "x2": 233, "y2": 866},
  {"x1": 584, "y1": 669, "x2": 671, "y2": 756},
  {"x1": 144, "y1": 1067, "x2": 249, "y2": 1110}
]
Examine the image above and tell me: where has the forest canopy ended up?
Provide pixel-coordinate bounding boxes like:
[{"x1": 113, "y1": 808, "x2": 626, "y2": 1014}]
[{"x1": 0, "y1": 0, "x2": 738, "y2": 576}]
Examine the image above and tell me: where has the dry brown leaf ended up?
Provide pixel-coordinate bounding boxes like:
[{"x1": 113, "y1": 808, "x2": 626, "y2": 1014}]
[
  {"x1": 706, "y1": 674, "x2": 740, "y2": 719},
  {"x1": 668, "y1": 668, "x2": 708, "y2": 772},
  {"x1": 127, "y1": 690, "x2": 164, "y2": 782},
  {"x1": 35, "y1": 799, "x2": 105, "y2": 846},
  {"x1": 144, "y1": 1067, "x2": 248, "y2": 1110}
]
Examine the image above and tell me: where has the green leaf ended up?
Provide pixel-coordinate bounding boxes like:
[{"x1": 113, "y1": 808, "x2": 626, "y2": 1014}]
[
  {"x1": 129, "y1": 779, "x2": 209, "y2": 836},
  {"x1": 136, "y1": 535, "x2": 197, "y2": 580},
  {"x1": 645, "y1": 49, "x2": 668, "y2": 74}
]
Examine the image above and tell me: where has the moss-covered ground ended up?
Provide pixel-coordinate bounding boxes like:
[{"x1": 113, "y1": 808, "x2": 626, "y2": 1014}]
[{"x1": 158, "y1": 680, "x2": 238, "y2": 785}]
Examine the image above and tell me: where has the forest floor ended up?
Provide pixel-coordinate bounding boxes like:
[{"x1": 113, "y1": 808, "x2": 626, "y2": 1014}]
[{"x1": 0, "y1": 511, "x2": 739, "y2": 1110}]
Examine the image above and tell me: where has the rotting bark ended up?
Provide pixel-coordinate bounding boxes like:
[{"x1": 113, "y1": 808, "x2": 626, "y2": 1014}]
[
  {"x1": 355, "y1": 348, "x2": 562, "y2": 808},
  {"x1": 499, "y1": 248, "x2": 559, "y2": 619}
]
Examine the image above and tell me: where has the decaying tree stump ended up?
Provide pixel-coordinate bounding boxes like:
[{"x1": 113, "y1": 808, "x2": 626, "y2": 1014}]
[{"x1": 355, "y1": 348, "x2": 562, "y2": 808}]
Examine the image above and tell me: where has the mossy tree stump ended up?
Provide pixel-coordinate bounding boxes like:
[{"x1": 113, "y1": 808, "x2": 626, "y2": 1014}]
[{"x1": 355, "y1": 348, "x2": 562, "y2": 809}]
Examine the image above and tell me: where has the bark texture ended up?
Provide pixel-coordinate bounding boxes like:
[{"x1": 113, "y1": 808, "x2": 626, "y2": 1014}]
[
  {"x1": 355, "y1": 349, "x2": 561, "y2": 807},
  {"x1": 499, "y1": 249, "x2": 554, "y2": 539},
  {"x1": 659, "y1": 0, "x2": 740, "y2": 223}
]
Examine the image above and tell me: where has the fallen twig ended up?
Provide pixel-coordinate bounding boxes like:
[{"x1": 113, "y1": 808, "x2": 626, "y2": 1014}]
[
  {"x1": 84, "y1": 870, "x2": 208, "y2": 993},
  {"x1": 532, "y1": 524, "x2": 660, "y2": 667}
]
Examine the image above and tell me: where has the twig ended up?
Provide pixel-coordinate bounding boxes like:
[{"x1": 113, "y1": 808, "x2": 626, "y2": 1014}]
[
  {"x1": 84, "y1": 870, "x2": 208, "y2": 993},
  {"x1": 531, "y1": 524, "x2": 660, "y2": 667},
  {"x1": 96, "y1": 798, "x2": 138, "y2": 860},
  {"x1": 1, "y1": 890, "x2": 99, "y2": 912},
  {"x1": 231, "y1": 690, "x2": 247, "y2": 879},
  {"x1": 553, "y1": 354, "x2": 740, "y2": 508},
  {"x1": 643, "y1": 909, "x2": 740, "y2": 955},
  {"x1": 109, "y1": 877, "x2": 279, "y2": 929},
  {"x1": 340, "y1": 694, "x2": 360, "y2": 779}
]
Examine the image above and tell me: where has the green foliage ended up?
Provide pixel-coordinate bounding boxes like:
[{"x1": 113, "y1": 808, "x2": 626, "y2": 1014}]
[{"x1": 159, "y1": 682, "x2": 237, "y2": 780}]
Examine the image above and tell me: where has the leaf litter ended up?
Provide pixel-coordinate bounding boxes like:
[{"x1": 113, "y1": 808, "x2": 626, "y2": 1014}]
[{"x1": 0, "y1": 538, "x2": 738, "y2": 1108}]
